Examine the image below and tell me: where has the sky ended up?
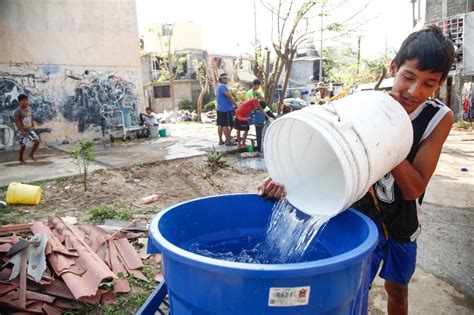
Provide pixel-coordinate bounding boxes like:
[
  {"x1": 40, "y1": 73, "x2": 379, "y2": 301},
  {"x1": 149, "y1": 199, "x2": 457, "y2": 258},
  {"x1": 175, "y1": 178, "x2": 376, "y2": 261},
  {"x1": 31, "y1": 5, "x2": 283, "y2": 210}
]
[{"x1": 135, "y1": 0, "x2": 414, "y2": 59}]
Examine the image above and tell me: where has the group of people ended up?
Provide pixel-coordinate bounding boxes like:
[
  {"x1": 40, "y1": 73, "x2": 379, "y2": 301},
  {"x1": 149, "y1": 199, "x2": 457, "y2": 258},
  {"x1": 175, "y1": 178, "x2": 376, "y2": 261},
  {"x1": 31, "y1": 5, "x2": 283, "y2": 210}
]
[{"x1": 216, "y1": 76, "x2": 275, "y2": 150}]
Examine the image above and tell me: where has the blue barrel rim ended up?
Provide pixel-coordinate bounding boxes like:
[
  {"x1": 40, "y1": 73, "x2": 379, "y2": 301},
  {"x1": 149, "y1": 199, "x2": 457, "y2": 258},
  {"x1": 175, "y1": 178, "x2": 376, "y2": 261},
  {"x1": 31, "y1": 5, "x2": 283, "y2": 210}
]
[{"x1": 149, "y1": 193, "x2": 378, "y2": 278}]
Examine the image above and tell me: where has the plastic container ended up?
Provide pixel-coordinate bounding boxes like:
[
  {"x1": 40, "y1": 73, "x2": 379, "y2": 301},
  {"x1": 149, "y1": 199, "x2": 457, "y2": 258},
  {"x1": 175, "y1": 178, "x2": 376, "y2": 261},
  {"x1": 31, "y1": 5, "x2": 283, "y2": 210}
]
[
  {"x1": 149, "y1": 126, "x2": 160, "y2": 138},
  {"x1": 264, "y1": 91, "x2": 413, "y2": 217},
  {"x1": 142, "y1": 194, "x2": 159, "y2": 204},
  {"x1": 146, "y1": 194, "x2": 378, "y2": 315},
  {"x1": 6, "y1": 182, "x2": 43, "y2": 205},
  {"x1": 159, "y1": 128, "x2": 167, "y2": 137}
]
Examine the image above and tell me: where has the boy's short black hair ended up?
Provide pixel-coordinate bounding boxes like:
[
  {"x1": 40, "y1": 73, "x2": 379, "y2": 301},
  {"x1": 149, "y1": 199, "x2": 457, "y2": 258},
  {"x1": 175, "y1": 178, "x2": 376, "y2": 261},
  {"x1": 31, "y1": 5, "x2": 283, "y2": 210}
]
[
  {"x1": 18, "y1": 94, "x2": 28, "y2": 102},
  {"x1": 393, "y1": 25, "x2": 454, "y2": 81},
  {"x1": 253, "y1": 79, "x2": 261, "y2": 86},
  {"x1": 259, "y1": 100, "x2": 267, "y2": 109}
]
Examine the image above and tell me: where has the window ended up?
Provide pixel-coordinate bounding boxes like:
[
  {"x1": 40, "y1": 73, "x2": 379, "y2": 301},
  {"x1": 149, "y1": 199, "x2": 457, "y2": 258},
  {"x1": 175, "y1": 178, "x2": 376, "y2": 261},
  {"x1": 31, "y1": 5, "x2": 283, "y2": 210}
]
[
  {"x1": 436, "y1": 16, "x2": 464, "y2": 69},
  {"x1": 162, "y1": 24, "x2": 173, "y2": 36},
  {"x1": 153, "y1": 85, "x2": 171, "y2": 98}
]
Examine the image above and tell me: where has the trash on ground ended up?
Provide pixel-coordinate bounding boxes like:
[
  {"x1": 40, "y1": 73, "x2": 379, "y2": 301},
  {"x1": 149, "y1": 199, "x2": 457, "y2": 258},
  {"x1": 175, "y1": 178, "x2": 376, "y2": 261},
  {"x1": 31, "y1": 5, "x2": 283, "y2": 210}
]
[
  {"x1": 0, "y1": 216, "x2": 160, "y2": 313},
  {"x1": 6, "y1": 182, "x2": 43, "y2": 205},
  {"x1": 142, "y1": 194, "x2": 159, "y2": 204}
]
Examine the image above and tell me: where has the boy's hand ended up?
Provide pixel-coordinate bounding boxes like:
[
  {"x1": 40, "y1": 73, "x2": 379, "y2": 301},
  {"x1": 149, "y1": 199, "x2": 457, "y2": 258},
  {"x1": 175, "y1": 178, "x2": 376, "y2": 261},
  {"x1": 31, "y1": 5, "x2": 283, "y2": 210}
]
[{"x1": 258, "y1": 177, "x2": 286, "y2": 199}]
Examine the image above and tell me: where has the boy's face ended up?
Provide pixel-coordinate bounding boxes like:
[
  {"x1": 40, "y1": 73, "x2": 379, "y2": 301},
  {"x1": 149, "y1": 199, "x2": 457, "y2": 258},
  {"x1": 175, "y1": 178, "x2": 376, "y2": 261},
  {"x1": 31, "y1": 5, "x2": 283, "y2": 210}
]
[
  {"x1": 390, "y1": 59, "x2": 444, "y2": 113},
  {"x1": 253, "y1": 84, "x2": 260, "y2": 90},
  {"x1": 19, "y1": 98, "x2": 29, "y2": 108}
]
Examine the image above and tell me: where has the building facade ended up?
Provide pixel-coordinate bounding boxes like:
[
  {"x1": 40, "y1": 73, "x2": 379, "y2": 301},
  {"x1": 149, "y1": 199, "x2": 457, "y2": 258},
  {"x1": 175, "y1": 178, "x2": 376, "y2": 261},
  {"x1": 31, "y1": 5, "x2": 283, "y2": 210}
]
[
  {"x1": 0, "y1": 0, "x2": 145, "y2": 149},
  {"x1": 141, "y1": 22, "x2": 257, "y2": 112},
  {"x1": 413, "y1": 0, "x2": 474, "y2": 119}
]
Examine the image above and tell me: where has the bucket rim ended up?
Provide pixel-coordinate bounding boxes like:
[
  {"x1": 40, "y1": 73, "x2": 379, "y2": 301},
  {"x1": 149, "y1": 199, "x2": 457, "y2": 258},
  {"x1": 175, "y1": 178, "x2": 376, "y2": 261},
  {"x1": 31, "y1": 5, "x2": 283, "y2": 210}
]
[
  {"x1": 148, "y1": 193, "x2": 378, "y2": 278},
  {"x1": 264, "y1": 113, "x2": 354, "y2": 217}
]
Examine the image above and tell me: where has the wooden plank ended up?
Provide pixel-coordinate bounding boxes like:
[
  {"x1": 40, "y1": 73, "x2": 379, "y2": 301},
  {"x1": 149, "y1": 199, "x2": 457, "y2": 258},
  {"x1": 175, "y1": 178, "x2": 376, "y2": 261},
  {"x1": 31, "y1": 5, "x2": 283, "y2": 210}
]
[{"x1": 19, "y1": 250, "x2": 28, "y2": 309}]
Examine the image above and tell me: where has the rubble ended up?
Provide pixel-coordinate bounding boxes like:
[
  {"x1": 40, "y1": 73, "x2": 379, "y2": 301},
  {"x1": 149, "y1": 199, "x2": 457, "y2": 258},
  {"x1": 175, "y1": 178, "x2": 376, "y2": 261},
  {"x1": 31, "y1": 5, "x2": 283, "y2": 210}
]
[
  {"x1": 0, "y1": 215, "x2": 161, "y2": 313},
  {"x1": 156, "y1": 109, "x2": 217, "y2": 124}
]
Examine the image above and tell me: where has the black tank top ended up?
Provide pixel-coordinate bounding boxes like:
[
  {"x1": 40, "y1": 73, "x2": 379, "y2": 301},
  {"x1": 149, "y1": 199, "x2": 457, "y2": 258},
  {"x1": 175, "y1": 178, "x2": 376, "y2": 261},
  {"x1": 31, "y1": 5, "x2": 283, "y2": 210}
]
[{"x1": 353, "y1": 99, "x2": 451, "y2": 242}]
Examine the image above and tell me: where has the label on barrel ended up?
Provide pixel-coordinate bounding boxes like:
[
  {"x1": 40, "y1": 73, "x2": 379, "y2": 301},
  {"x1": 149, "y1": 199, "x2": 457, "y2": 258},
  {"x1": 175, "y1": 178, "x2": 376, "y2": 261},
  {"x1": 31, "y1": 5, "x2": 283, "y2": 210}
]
[{"x1": 268, "y1": 286, "x2": 310, "y2": 306}]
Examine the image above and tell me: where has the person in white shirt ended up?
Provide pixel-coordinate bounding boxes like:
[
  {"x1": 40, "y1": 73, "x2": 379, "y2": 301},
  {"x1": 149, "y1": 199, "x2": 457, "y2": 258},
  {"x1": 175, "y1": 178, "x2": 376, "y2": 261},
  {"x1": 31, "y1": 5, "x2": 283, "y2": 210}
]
[{"x1": 141, "y1": 107, "x2": 159, "y2": 126}]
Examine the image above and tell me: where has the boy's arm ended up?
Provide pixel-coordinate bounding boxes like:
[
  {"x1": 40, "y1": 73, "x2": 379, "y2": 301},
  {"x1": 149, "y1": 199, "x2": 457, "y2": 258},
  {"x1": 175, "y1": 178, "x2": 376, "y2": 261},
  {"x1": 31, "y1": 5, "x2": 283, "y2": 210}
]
[
  {"x1": 391, "y1": 112, "x2": 453, "y2": 200},
  {"x1": 258, "y1": 106, "x2": 271, "y2": 119}
]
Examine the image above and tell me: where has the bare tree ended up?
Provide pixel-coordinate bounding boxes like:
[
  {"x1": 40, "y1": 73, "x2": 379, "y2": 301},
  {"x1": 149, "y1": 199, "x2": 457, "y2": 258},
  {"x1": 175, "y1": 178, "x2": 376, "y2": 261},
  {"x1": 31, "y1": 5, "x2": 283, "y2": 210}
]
[
  {"x1": 259, "y1": 0, "x2": 373, "y2": 111},
  {"x1": 193, "y1": 59, "x2": 211, "y2": 121},
  {"x1": 260, "y1": 0, "x2": 318, "y2": 112},
  {"x1": 149, "y1": 23, "x2": 178, "y2": 113}
]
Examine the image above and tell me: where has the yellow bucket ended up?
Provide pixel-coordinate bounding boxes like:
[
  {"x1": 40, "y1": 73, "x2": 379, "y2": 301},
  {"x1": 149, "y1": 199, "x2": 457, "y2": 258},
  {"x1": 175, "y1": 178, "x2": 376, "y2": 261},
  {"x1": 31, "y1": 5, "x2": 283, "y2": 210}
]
[{"x1": 6, "y1": 182, "x2": 43, "y2": 205}]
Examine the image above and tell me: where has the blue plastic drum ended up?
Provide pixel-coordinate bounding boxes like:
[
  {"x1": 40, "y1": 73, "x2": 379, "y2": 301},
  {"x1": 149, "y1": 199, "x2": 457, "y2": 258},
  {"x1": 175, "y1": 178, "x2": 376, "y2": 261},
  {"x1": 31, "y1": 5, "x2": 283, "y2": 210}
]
[{"x1": 146, "y1": 194, "x2": 378, "y2": 314}]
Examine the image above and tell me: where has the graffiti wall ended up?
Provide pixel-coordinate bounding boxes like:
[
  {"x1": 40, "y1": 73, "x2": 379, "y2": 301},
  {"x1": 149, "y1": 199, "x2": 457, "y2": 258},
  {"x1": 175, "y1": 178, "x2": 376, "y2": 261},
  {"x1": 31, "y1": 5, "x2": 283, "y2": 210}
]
[{"x1": 0, "y1": 63, "x2": 143, "y2": 149}]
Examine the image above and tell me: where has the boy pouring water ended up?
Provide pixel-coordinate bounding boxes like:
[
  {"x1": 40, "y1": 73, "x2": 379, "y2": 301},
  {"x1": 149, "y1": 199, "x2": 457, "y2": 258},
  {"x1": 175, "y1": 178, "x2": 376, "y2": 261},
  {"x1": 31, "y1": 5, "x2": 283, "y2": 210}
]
[{"x1": 258, "y1": 26, "x2": 455, "y2": 315}]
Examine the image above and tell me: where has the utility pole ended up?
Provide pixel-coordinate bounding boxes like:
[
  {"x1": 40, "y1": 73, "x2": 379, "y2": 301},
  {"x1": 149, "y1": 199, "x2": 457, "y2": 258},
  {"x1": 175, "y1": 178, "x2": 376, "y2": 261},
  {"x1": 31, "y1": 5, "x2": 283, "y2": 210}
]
[
  {"x1": 254, "y1": 0, "x2": 258, "y2": 45},
  {"x1": 319, "y1": 1, "x2": 324, "y2": 82},
  {"x1": 356, "y1": 35, "x2": 361, "y2": 76}
]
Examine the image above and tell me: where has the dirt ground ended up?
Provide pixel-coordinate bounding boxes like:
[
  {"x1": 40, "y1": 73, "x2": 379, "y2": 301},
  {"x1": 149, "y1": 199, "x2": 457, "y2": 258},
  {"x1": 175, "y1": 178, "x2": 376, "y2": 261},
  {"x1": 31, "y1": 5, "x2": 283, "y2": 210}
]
[{"x1": 0, "y1": 155, "x2": 268, "y2": 226}]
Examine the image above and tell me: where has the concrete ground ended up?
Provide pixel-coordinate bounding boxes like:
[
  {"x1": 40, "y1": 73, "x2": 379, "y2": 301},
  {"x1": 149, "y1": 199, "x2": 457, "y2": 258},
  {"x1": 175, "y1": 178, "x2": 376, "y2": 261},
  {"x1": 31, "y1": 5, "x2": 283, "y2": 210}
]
[
  {"x1": 0, "y1": 123, "x2": 242, "y2": 187},
  {"x1": 369, "y1": 128, "x2": 474, "y2": 314},
  {"x1": 0, "y1": 123, "x2": 473, "y2": 313}
]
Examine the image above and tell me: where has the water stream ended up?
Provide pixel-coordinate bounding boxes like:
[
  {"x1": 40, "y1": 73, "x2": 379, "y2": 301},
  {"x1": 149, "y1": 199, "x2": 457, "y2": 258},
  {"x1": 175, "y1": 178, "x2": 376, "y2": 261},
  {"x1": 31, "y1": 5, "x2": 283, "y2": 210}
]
[{"x1": 187, "y1": 198, "x2": 330, "y2": 264}]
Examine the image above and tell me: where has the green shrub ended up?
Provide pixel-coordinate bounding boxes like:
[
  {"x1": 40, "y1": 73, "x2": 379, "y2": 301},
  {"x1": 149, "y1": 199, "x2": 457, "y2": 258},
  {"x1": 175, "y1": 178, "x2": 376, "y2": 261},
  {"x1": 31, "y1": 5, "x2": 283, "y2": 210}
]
[
  {"x1": 178, "y1": 99, "x2": 193, "y2": 111},
  {"x1": 69, "y1": 140, "x2": 95, "y2": 191},
  {"x1": 89, "y1": 205, "x2": 132, "y2": 224},
  {"x1": 204, "y1": 100, "x2": 216, "y2": 112}
]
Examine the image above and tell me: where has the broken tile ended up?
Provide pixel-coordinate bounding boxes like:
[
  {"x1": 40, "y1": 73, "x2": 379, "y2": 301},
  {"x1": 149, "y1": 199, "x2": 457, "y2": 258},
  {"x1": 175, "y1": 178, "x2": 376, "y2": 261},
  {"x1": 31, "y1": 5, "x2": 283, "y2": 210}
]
[
  {"x1": 114, "y1": 238, "x2": 143, "y2": 270},
  {"x1": 26, "y1": 289, "x2": 56, "y2": 303},
  {"x1": 108, "y1": 240, "x2": 131, "y2": 293},
  {"x1": 43, "y1": 303, "x2": 63, "y2": 315},
  {"x1": 101, "y1": 291, "x2": 118, "y2": 305},
  {"x1": 0, "y1": 283, "x2": 17, "y2": 295},
  {"x1": 0, "y1": 224, "x2": 33, "y2": 234},
  {"x1": 52, "y1": 298, "x2": 85, "y2": 310},
  {"x1": 47, "y1": 216, "x2": 116, "y2": 299},
  {"x1": 0, "y1": 243, "x2": 12, "y2": 252}
]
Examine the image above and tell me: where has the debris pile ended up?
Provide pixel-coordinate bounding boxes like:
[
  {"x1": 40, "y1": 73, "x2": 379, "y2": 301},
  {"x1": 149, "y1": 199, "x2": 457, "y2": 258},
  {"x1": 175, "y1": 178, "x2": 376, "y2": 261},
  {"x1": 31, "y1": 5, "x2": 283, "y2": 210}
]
[
  {"x1": 156, "y1": 110, "x2": 216, "y2": 123},
  {"x1": 0, "y1": 215, "x2": 161, "y2": 313}
]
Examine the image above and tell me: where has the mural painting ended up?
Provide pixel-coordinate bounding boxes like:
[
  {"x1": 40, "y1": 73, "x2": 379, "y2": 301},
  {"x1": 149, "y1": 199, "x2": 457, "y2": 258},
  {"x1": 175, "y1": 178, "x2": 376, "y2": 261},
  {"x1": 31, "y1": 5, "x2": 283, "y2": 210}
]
[
  {"x1": 0, "y1": 65, "x2": 140, "y2": 148},
  {"x1": 0, "y1": 71, "x2": 56, "y2": 147}
]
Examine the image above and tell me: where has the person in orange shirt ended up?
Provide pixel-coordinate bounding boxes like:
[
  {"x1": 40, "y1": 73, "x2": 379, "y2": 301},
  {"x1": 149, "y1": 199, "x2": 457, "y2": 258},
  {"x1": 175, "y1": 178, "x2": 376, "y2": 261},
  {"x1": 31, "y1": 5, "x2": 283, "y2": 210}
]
[{"x1": 234, "y1": 99, "x2": 273, "y2": 148}]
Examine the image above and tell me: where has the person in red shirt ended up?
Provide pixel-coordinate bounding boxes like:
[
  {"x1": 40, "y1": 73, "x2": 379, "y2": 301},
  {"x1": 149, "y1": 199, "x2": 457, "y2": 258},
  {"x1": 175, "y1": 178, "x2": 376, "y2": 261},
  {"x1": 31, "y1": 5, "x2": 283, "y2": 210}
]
[{"x1": 234, "y1": 99, "x2": 272, "y2": 148}]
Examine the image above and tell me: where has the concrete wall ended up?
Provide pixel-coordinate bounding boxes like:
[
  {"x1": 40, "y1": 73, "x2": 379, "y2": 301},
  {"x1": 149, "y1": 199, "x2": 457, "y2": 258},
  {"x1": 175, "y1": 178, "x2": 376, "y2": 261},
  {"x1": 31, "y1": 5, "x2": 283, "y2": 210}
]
[
  {"x1": 0, "y1": 0, "x2": 144, "y2": 149},
  {"x1": 463, "y1": 12, "x2": 474, "y2": 73},
  {"x1": 426, "y1": 0, "x2": 470, "y2": 22},
  {"x1": 145, "y1": 80, "x2": 195, "y2": 112}
]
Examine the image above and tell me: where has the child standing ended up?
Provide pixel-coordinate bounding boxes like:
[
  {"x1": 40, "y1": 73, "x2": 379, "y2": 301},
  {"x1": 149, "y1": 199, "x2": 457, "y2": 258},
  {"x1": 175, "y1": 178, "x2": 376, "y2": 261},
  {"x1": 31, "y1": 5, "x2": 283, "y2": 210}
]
[{"x1": 14, "y1": 94, "x2": 40, "y2": 164}]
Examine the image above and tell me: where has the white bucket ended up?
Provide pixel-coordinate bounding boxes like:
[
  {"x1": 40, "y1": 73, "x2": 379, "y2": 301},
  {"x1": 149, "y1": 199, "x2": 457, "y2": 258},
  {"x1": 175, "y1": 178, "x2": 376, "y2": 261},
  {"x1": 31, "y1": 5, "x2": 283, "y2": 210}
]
[
  {"x1": 149, "y1": 126, "x2": 160, "y2": 138},
  {"x1": 263, "y1": 91, "x2": 413, "y2": 217}
]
